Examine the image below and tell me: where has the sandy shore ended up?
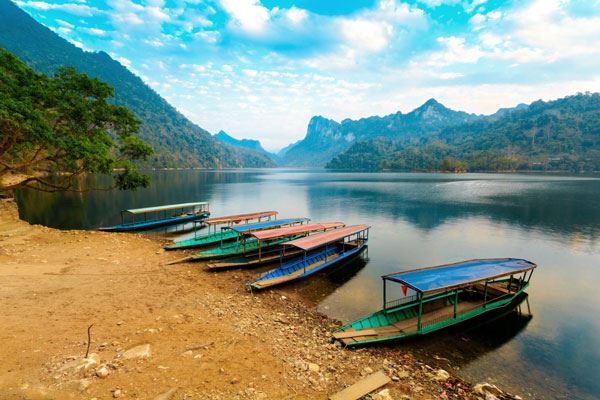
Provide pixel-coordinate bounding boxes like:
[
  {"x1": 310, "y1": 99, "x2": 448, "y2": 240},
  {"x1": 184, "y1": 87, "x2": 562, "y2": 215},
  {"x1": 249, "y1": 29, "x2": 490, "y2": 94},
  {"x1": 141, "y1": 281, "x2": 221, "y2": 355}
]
[{"x1": 0, "y1": 199, "x2": 515, "y2": 400}]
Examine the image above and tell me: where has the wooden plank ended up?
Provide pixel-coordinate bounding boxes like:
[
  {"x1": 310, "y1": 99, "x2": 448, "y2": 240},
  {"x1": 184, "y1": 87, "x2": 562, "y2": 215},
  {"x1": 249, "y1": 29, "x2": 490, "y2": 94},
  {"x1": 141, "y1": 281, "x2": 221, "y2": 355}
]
[
  {"x1": 332, "y1": 329, "x2": 377, "y2": 339},
  {"x1": 329, "y1": 371, "x2": 390, "y2": 400}
]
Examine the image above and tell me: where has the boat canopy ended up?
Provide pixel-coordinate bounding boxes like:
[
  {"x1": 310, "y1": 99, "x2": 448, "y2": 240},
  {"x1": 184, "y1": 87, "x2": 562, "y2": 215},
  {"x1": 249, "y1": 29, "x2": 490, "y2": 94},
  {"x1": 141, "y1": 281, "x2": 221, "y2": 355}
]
[
  {"x1": 283, "y1": 224, "x2": 370, "y2": 251},
  {"x1": 228, "y1": 218, "x2": 310, "y2": 233},
  {"x1": 125, "y1": 202, "x2": 209, "y2": 214},
  {"x1": 205, "y1": 211, "x2": 278, "y2": 225},
  {"x1": 250, "y1": 222, "x2": 344, "y2": 241},
  {"x1": 383, "y1": 258, "x2": 537, "y2": 294}
]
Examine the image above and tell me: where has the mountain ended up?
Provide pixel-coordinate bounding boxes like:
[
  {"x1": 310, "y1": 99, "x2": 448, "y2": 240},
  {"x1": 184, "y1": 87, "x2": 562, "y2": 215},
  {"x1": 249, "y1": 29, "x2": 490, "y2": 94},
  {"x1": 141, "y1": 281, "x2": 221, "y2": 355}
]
[
  {"x1": 0, "y1": 0, "x2": 274, "y2": 168},
  {"x1": 280, "y1": 98, "x2": 480, "y2": 167},
  {"x1": 276, "y1": 140, "x2": 300, "y2": 157},
  {"x1": 326, "y1": 93, "x2": 600, "y2": 172},
  {"x1": 214, "y1": 131, "x2": 276, "y2": 159}
]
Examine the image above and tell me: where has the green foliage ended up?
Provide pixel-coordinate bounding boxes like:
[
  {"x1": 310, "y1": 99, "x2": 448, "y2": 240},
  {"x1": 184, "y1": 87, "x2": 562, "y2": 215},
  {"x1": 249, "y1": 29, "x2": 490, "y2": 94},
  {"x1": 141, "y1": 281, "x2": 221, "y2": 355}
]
[
  {"x1": 327, "y1": 93, "x2": 600, "y2": 172},
  {"x1": 0, "y1": 0, "x2": 275, "y2": 169},
  {"x1": 0, "y1": 49, "x2": 153, "y2": 192}
]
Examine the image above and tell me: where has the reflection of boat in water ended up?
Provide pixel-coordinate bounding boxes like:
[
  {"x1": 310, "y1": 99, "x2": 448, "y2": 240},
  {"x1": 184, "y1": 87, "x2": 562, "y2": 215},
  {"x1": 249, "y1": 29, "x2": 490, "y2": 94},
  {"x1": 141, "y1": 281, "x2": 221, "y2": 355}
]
[
  {"x1": 288, "y1": 247, "x2": 370, "y2": 303},
  {"x1": 407, "y1": 291, "x2": 533, "y2": 368},
  {"x1": 333, "y1": 258, "x2": 536, "y2": 347},
  {"x1": 99, "y1": 202, "x2": 210, "y2": 232}
]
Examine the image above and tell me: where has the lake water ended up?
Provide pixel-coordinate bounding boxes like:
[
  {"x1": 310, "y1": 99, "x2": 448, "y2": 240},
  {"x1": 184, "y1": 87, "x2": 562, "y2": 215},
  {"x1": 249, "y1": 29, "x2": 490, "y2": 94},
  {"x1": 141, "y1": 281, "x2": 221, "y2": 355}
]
[{"x1": 14, "y1": 169, "x2": 600, "y2": 399}]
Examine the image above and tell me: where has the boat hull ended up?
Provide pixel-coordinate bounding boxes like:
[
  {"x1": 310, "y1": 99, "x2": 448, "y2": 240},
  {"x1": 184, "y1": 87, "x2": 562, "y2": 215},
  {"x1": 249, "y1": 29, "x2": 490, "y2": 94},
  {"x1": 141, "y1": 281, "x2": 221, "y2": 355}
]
[
  {"x1": 164, "y1": 229, "x2": 239, "y2": 250},
  {"x1": 249, "y1": 241, "x2": 367, "y2": 290},
  {"x1": 99, "y1": 212, "x2": 209, "y2": 232}
]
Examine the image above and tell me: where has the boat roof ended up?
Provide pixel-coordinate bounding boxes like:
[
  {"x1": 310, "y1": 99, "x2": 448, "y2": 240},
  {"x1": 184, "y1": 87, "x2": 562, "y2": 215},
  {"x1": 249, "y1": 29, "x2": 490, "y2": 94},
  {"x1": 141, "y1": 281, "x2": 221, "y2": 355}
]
[
  {"x1": 125, "y1": 202, "x2": 209, "y2": 214},
  {"x1": 383, "y1": 258, "x2": 537, "y2": 294},
  {"x1": 228, "y1": 218, "x2": 310, "y2": 233},
  {"x1": 250, "y1": 222, "x2": 345, "y2": 241},
  {"x1": 283, "y1": 224, "x2": 370, "y2": 251},
  {"x1": 206, "y1": 211, "x2": 278, "y2": 225}
]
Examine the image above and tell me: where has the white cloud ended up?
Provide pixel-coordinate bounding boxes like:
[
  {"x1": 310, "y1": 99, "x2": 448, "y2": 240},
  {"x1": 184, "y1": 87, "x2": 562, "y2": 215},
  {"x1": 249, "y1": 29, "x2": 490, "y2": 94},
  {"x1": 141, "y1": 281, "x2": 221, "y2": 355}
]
[
  {"x1": 242, "y1": 69, "x2": 258, "y2": 77},
  {"x1": 220, "y1": 0, "x2": 270, "y2": 33},
  {"x1": 16, "y1": 1, "x2": 99, "y2": 16},
  {"x1": 469, "y1": 13, "x2": 486, "y2": 27},
  {"x1": 464, "y1": 0, "x2": 487, "y2": 13},
  {"x1": 286, "y1": 7, "x2": 307, "y2": 24},
  {"x1": 340, "y1": 19, "x2": 393, "y2": 52},
  {"x1": 82, "y1": 27, "x2": 108, "y2": 37},
  {"x1": 423, "y1": 36, "x2": 484, "y2": 67},
  {"x1": 147, "y1": 6, "x2": 170, "y2": 22},
  {"x1": 56, "y1": 19, "x2": 74, "y2": 28}
]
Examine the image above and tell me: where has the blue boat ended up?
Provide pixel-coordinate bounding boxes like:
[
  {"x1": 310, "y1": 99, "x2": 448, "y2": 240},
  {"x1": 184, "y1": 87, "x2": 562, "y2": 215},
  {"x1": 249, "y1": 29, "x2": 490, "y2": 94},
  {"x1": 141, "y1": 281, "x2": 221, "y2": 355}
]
[
  {"x1": 98, "y1": 202, "x2": 210, "y2": 232},
  {"x1": 248, "y1": 224, "x2": 370, "y2": 290}
]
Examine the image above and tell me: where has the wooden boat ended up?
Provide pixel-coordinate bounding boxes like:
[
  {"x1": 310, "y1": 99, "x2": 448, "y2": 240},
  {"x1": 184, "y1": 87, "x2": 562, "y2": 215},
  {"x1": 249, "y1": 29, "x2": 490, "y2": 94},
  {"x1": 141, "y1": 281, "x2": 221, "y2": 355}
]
[
  {"x1": 248, "y1": 224, "x2": 370, "y2": 290},
  {"x1": 164, "y1": 211, "x2": 278, "y2": 250},
  {"x1": 186, "y1": 218, "x2": 311, "y2": 261},
  {"x1": 206, "y1": 222, "x2": 345, "y2": 270},
  {"x1": 332, "y1": 258, "x2": 537, "y2": 347},
  {"x1": 98, "y1": 202, "x2": 209, "y2": 232}
]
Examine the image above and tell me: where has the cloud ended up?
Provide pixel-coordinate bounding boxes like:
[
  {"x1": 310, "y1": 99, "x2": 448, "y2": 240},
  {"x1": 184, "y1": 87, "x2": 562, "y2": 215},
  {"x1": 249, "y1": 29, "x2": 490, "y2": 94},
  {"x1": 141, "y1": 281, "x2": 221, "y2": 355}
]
[
  {"x1": 285, "y1": 7, "x2": 307, "y2": 25},
  {"x1": 220, "y1": 0, "x2": 270, "y2": 34},
  {"x1": 423, "y1": 36, "x2": 484, "y2": 67},
  {"x1": 16, "y1": 0, "x2": 100, "y2": 16},
  {"x1": 56, "y1": 19, "x2": 74, "y2": 28},
  {"x1": 242, "y1": 69, "x2": 258, "y2": 77},
  {"x1": 340, "y1": 19, "x2": 392, "y2": 52},
  {"x1": 82, "y1": 27, "x2": 109, "y2": 37}
]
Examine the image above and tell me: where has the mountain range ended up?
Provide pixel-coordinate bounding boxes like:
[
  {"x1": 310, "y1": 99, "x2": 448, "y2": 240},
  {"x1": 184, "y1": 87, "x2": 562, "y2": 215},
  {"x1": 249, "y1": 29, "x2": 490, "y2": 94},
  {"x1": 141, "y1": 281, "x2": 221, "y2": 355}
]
[
  {"x1": 214, "y1": 131, "x2": 276, "y2": 159},
  {"x1": 327, "y1": 93, "x2": 600, "y2": 172},
  {"x1": 279, "y1": 99, "x2": 479, "y2": 167},
  {"x1": 0, "y1": 0, "x2": 274, "y2": 169}
]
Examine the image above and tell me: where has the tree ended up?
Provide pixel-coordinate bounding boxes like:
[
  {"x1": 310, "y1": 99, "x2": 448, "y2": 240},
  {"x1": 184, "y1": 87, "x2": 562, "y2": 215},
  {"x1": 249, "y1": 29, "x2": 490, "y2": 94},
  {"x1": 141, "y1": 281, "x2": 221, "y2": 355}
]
[{"x1": 0, "y1": 49, "x2": 153, "y2": 192}]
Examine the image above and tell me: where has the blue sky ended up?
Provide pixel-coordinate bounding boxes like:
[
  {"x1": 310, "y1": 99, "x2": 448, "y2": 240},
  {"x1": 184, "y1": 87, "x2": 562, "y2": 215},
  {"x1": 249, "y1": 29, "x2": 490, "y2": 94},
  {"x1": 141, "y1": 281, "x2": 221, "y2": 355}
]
[{"x1": 14, "y1": 0, "x2": 600, "y2": 151}]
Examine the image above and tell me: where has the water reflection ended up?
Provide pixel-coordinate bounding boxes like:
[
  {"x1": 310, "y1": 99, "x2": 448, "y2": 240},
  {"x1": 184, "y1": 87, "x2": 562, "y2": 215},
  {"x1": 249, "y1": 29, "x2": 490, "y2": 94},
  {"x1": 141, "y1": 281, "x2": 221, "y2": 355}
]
[{"x1": 13, "y1": 169, "x2": 600, "y2": 399}]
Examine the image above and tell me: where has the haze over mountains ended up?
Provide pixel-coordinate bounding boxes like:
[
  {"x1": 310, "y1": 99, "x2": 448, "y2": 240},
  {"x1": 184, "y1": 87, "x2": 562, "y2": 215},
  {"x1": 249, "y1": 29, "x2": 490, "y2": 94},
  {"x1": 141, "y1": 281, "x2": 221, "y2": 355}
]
[{"x1": 0, "y1": 0, "x2": 274, "y2": 169}]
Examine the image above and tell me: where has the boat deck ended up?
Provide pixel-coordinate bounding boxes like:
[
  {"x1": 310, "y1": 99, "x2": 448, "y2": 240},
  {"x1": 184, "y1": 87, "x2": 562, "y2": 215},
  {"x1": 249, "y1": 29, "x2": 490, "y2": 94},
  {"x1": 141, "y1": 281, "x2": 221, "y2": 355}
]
[{"x1": 334, "y1": 299, "x2": 482, "y2": 346}]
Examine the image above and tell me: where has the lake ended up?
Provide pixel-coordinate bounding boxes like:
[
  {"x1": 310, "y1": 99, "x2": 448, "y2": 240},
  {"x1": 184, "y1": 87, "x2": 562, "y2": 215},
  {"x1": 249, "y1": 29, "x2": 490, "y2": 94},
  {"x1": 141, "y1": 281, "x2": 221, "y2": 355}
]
[{"x1": 14, "y1": 169, "x2": 600, "y2": 399}]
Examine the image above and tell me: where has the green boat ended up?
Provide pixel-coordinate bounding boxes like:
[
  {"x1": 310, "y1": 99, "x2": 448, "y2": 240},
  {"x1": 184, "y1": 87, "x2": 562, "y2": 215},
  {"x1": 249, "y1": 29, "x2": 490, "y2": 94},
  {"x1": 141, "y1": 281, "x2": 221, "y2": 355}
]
[
  {"x1": 332, "y1": 258, "x2": 536, "y2": 347},
  {"x1": 190, "y1": 234, "x2": 305, "y2": 261},
  {"x1": 164, "y1": 211, "x2": 278, "y2": 250},
  {"x1": 206, "y1": 222, "x2": 344, "y2": 270}
]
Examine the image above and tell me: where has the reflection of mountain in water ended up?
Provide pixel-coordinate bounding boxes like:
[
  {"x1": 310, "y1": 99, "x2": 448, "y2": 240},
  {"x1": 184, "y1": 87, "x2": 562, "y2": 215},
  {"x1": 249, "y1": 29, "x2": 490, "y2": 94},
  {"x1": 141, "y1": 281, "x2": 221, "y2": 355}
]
[
  {"x1": 306, "y1": 177, "x2": 600, "y2": 239},
  {"x1": 15, "y1": 170, "x2": 262, "y2": 229}
]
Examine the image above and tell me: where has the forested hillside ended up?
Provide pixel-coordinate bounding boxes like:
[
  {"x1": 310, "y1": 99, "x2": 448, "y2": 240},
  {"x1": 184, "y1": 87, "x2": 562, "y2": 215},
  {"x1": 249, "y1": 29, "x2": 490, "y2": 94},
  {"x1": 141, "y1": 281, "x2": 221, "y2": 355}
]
[
  {"x1": 0, "y1": 0, "x2": 274, "y2": 168},
  {"x1": 327, "y1": 93, "x2": 600, "y2": 172}
]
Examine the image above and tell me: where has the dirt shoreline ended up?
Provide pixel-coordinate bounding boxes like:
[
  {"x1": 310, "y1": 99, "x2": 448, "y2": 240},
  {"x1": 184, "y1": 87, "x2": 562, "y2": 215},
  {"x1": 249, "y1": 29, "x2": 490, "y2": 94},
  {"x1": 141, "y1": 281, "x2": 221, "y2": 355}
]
[{"x1": 0, "y1": 199, "x2": 518, "y2": 400}]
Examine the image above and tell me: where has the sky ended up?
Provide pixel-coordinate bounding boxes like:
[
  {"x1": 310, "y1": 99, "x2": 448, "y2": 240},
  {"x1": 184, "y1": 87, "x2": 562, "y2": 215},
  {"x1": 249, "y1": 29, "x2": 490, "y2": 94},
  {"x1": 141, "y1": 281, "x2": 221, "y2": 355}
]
[{"x1": 14, "y1": 0, "x2": 600, "y2": 151}]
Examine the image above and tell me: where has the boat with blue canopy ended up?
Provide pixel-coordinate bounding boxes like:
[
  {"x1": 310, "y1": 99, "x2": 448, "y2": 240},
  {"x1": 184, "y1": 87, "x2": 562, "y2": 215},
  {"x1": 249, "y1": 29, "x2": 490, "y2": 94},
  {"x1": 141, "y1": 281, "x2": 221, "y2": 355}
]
[
  {"x1": 98, "y1": 202, "x2": 210, "y2": 232},
  {"x1": 164, "y1": 211, "x2": 278, "y2": 250},
  {"x1": 206, "y1": 222, "x2": 345, "y2": 270},
  {"x1": 332, "y1": 258, "x2": 537, "y2": 347},
  {"x1": 248, "y1": 224, "x2": 370, "y2": 290}
]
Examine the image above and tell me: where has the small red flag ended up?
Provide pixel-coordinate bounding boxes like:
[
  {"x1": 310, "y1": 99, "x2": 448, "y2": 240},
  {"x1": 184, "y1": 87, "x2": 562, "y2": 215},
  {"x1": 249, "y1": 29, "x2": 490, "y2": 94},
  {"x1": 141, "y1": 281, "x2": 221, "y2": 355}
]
[{"x1": 401, "y1": 284, "x2": 408, "y2": 296}]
